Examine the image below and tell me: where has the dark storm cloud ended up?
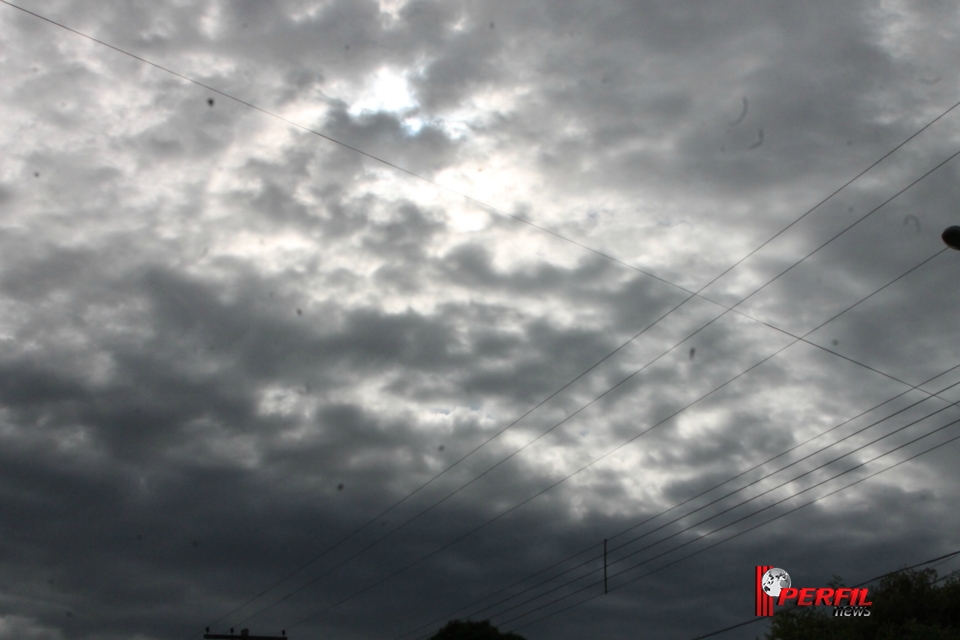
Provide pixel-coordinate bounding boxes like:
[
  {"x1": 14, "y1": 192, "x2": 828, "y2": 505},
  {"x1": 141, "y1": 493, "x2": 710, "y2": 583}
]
[{"x1": 2, "y1": 1, "x2": 960, "y2": 639}]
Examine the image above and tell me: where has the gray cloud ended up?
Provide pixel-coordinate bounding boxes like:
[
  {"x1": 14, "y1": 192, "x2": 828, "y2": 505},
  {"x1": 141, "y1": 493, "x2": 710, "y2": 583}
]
[{"x1": 2, "y1": 1, "x2": 960, "y2": 639}]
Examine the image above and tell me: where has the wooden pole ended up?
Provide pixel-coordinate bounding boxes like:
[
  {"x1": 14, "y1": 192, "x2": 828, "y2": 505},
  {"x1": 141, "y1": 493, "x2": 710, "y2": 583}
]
[{"x1": 604, "y1": 539, "x2": 608, "y2": 595}]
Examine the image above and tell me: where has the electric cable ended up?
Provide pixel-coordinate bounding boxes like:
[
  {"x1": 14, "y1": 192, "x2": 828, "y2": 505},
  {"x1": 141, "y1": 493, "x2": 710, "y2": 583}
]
[
  {"x1": 503, "y1": 416, "x2": 960, "y2": 634},
  {"x1": 443, "y1": 374, "x2": 960, "y2": 629},
  {"x1": 279, "y1": 244, "x2": 951, "y2": 631},
  {"x1": 246, "y1": 242, "x2": 947, "y2": 631},
  {"x1": 240, "y1": 145, "x2": 960, "y2": 629},
  {"x1": 480, "y1": 383, "x2": 960, "y2": 626},
  {"x1": 391, "y1": 362, "x2": 960, "y2": 640}
]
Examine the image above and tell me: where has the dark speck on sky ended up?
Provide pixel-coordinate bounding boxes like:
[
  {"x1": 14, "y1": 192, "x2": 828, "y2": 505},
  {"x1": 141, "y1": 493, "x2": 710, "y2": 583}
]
[
  {"x1": 689, "y1": 347, "x2": 695, "y2": 360},
  {"x1": 337, "y1": 483, "x2": 344, "y2": 491},
  {"x1": 747, "y1": 127, "x2": 764, "y2": 149},
  {"x1": 208, "y1": 98, "x2": 214, "y2": 106},
  {"x1": 296, "y1": 308, "x2": 302, "y2": 315}
]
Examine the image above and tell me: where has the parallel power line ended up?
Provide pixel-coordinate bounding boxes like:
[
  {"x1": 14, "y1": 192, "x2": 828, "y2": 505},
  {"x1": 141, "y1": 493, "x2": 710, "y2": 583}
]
[
  {"x1": 393, "y1": 361, "x2": 960, "y2": 639},
  {"x1": 236, "y1": 112, "x2": 960, "y2": 631},
  {"x1": 6, "y1": 3, "x2": 959, "y2": 635},
  {"x1": 277, "y1": 242, "x2": 953, "y2": 632},
  {"x1": 477, "y1": 382, "x2": 960, "y2": 630},
  {"x1": 240, "y1": 80, "x2": 960, "y2": 639},
  {"x1": 502, "y1": 416, "x2": 960, "y2": 635},
  {"x1": 246, "y1": 241, "x2": 951, "y2": 632}
]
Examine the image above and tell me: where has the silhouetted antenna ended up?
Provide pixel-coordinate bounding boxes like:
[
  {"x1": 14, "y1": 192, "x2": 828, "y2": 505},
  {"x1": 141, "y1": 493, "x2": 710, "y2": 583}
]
[{"x1": 204, "y1": 629, "x2": 288, "y2": 640}]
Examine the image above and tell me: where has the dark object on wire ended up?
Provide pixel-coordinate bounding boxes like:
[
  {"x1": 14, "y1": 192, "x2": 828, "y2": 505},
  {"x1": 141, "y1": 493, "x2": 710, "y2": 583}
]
[{"x1": 943, "y1": 226, "x2": 960, "y2": 250}]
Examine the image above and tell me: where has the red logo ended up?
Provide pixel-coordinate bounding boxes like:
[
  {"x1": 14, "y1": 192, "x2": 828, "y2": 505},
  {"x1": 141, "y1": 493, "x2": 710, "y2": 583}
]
[{"x1": 755, "y1": 566, "x2": 872, "y2": 617}]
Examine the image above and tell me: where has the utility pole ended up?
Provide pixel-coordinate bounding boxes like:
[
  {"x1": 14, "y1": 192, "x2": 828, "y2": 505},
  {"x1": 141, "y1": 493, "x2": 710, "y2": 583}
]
[
  {"x1": 204, "y1": 628, "x2": 287, "y2": 640},
  {"x1": 603, "y1": 539, "x2": 608, "y2": 595}
]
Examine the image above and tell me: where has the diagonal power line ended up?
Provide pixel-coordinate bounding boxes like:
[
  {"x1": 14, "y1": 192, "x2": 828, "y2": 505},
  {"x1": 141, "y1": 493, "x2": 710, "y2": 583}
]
[
  {"x1": 278, "y1": 242, "x2": 951, "y2": 631},
  {"x1": 481, "y1": 381, "x2": 960, "y2": 628},
  {"x1": 505, "y1": 415, "x2": 960, "y2": 635},
  {"x1": 254, "y1": 130, "x2": 960, "y2": 632},
  {"x1": 399, "y1": 365, "x2": 960, "y2": 638},
  {"x1": 237, "y1": 124, "x2": 960, "y2": 631}
]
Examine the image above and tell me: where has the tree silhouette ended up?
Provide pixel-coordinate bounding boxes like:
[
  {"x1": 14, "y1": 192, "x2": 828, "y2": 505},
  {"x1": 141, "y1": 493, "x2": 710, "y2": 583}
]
[
  {"x1": 427, "y1": 619, "x2": 527, "y2": 640},
  {"x1": 766, "y1": 568, "x2": 960, "y2": 639}
]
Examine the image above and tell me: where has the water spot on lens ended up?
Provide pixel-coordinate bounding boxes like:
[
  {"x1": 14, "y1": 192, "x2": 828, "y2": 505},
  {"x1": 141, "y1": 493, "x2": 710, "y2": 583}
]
[
  {"x1": 747, "y1": 128, "x2": 764, "y2": 149},
  {"x1": 729, "y1": 97, "x2": 748, "y2": 127},
  {"x1": 903, "y1": 214, "x2": 921, "y2": 233},
  {"x1": 34, "y1": 172, "x2": 40, "y2": 177},
  {"x1": 438, "y1": 445, "x2": 445, "y2": 451},
  {"x1": 689, "y1": 347, "x2": 696, "y2": 360},
  {"x1": 832, "y1": 339, "x2": 839, "y2": 346},
  {"x1": 296, "y1": 308, "x2": 302, "y2": 315},
  {"x1": 337, "y1": 483, "x2": 344, "y2": 491},
  {"x1": 208, "y1": 98, "x2": 214, "y2": 107}
]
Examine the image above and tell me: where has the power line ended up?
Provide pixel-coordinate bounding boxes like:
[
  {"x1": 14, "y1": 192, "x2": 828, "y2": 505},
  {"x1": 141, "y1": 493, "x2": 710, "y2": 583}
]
[
  {"x1": 242, "y1": 246, "x2": 948, "y2": 630},
  {"x1": 434, "y1": 373, "x2": 960, "y2": 632},
  {"x1": 279, "y1": 246, "x2": 950, "y2": 631},
  {"x1": 240, "y1": 148, "x2": 959, "y2": 629},
  {"x1": 394, "y1": 352, "x2": 960, "y2": 640},
  {"x1": 504, "y1": 416, "x2": 960, "y2": 635},
  {"x1": 7, "y1": 3, "x2": 959, "y2": 634},
  {"x1": 484, "y1": 385, "x2": 960, "y2": 627}
]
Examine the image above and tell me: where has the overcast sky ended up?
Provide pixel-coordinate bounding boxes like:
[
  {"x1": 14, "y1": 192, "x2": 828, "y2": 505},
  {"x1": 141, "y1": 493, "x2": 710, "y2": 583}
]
[{"x1": 3, "y1": 1, "x2": 960, "y2": 639}]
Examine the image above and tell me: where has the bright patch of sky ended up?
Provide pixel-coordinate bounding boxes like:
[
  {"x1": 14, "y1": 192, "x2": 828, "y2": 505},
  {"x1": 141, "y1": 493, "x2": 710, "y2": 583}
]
[{"x1": 345, "y1": 67, "x2": 422, "y2": 130}]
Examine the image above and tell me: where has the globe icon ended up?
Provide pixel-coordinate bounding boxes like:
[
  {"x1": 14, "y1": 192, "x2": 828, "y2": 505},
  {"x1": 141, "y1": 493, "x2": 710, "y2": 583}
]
[{"x1": 761, "y1": 568, "x2": 791, "y2": 597}]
